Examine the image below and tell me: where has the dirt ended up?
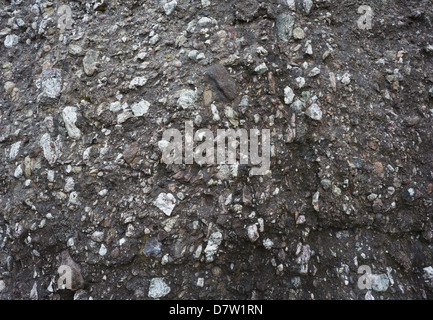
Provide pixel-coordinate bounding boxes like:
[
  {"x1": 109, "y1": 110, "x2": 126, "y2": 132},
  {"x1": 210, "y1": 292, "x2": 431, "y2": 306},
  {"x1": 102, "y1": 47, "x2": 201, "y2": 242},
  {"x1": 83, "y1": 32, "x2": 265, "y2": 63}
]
[{"x1": 0, "y1": 0, "x2": 432, "y2": 300}]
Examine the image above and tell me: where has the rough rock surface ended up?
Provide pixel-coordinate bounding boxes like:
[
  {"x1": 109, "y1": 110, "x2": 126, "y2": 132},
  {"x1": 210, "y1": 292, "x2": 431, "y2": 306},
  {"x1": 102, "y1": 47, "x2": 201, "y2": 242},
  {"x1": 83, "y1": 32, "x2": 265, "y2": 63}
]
[{"x1": 0, "y1": 0, "x2": 433, "y2": 300}]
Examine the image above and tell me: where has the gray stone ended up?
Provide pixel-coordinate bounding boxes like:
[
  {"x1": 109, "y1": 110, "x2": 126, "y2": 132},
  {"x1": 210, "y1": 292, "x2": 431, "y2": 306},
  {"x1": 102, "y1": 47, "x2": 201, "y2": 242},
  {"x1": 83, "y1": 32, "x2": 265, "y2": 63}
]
[
  {"x1": 69, "y1": 44, "x2": 84, "y2": 56},
  {"x1": 204, "y1": 232, "x2": 223, "y2": 262},
  {"x1": 254, "y1": 63, "x2": 268, "y2": 74},
  {"x1": 41, "y1": 68, "x2": 62, "y2": 99},
  {"x1": 163, "y1": 0, "x2": 177, "y2": 15},
  {"x1": 129, "y1": 76, "x2": 148, "y2": 89},
  {"x1": 303, "y1": 0, "x2": 313, "y2": 14},
  {"x1": 99, "y1": 244, "x2": 107, "y2": 256},
  {"x1": 308, "y1": 67, "x2": 321, "y2": 77},
  {"x1": 91, "y1": 231, "x2": 104, "y2": 243},
  {"x1": 284, "y1": 86, "x2": 295, "y2": 104},
  {"x1": 131, "y1": 100, "x2": 150, "y2": 117},
  {"x1": 154, "y1": 193, "x2": 177, "y2": 216},
  {"x1": 83, "y1": 50, "x2": 99, "y2": 76},
  {"x1": 188, "y1": 50, "x2": 198, "y2": 60},
  {"x1": 9, "y1": 141, "x2": 21, "y2": 160},
  {"x1": 142, "y1": 237, "x2": 162, "y2": 258},
  {"x1": 4, "y1": 34, "x2": 18, "y2": 48},
  {"x1": 371, "y1": 274, "x2": 390, "y2": 292},
  {"x1": 40, "y1": 133, "x2": 62, "y2": 165},
  {"x1": 305, "y1": 103, "x2": 323, "y2": 121},
  {"x1": 276, "y1": 14, "x2": 295, "y2": 41},
  {"x1": 321, "y1": 179, "x2": 332, "y2": 190},
  {"x1": 177, "y1": 89, "x2": 198, "y2": 109},
  {"x1": 62, "y1": 107, "x2": 81, "y2": 140},
  {"x1": 148, "y1": 278, "x2": 171, "y2": 299}
]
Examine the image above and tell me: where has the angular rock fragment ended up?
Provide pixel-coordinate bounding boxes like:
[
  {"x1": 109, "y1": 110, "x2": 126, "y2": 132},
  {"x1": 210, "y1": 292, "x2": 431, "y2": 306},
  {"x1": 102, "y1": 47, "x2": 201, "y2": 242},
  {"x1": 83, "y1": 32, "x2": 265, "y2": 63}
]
[
  {"x1": 40, "y1": 133, "x2": 62, "y2": 165},
  {"x1": 305, "y1": 104, "x2": 323, "y2": 121},
  {"x1": 83, "y1": 50, "x2": 99, "y2": 76},
  {"x1": 284, "y1": 86, "x2": 295, "y2": 104},
  {"x1": 142, "y1": 237, "x2": 162, "y2": 258},
  {"x1": 247, "y1": 224, "x2": 259, "y2": 242},
  {"x1": 62, "y1": 107, "x2": 81, "y2": 140},
  {"x1": 131, "y1": 100, "x2": 150, "y2": 117},
  {"x1": 254, "y1": 63, "x2": 268, "y2": 75},
  {"x1": 123, "y1": 142, "x2": 139, "y2": 164},
  {"x1": 154, "y1": 193, "x2": 177, "y2": 216},
  {"x1": 40, "y1": 68, "x2": 62, "y2": 99},
  {"x1": 303, "y1": 0, "x2": 314, "y2": 14},
  {"x1": 204, "y1": 232, "x2": 223, "y2": 262},
  {"x1": 129, "y1": 76, "x2": 148, "y2": 89},
  {"x1": 148, "y1": 278, "x2": 171, "y2": 299},
  {"x1": 9, "y1": 141, "x2": 21, "y2": 160},
  {"x1": 4, "y1": 34, "x2": 18, "y2": 48},
  {"x1": 177, "y1": 89, "x2": 197, "y2": 109},
  {"x1": 206, "y1": 64, "x2": 237, "y2": 101},
  {"x1": 163, "y1": 0, "x2": 177, "y2": 15},
  {"x1": 276, "y1": 14, "x2": 295, "y2": 41}
]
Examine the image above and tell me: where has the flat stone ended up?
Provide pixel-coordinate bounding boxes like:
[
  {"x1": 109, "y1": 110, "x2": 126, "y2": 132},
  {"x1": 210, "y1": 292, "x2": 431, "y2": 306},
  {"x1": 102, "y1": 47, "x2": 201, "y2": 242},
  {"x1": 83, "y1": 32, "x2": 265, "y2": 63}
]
[
  {"x1": 131, "y1": 100, "x2": 150, "y2": 117},
  {"x1": 254, "y1": 63, "x2": 268, "y2": 74},
  {"x1": 142, "y1": 237, "x2": 162, "y2": 258},
  {"x1": 9, "y1": 141, "x2": 21, "y2": 160},
  {"x1": 129, "y1": 76, "x2": 148, "y2": 89},
  {"x1": 148, "y1": 278, "x2": 171, "y2": 299},
  {"x1": 276, "y1": 14, "x2": 295, "y2": 41},
  {"x1": 154, "y1": 193, "x2": 177, "y2": 216},
  {"x1": 308, "y1": 67, "x2": 321, "y2": 77},
  {"x1": 206, "y1": 64, "x2": 237, "y2": 101}
]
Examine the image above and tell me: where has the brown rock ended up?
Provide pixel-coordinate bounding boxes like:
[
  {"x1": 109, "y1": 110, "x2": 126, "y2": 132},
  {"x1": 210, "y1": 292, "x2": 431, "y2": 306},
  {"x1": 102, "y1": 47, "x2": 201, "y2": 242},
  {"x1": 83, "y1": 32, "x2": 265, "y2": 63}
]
[
  {"x1": 374, "y1": 161, "x2": 384, "y2": 174},
  {"x1": 123, "y1": 142, "x2": 139, "y2": 164},
  {"x1": 206, "y1": 64, "x2": 237, "y2": 101}
]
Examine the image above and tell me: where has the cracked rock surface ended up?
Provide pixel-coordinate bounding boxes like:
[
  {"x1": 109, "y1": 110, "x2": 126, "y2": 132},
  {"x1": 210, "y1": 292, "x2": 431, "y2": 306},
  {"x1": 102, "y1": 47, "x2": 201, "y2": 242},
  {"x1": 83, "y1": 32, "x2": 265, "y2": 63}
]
[{"x1": 0, "y1": 0, "x2": 433, "y2": 300}]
